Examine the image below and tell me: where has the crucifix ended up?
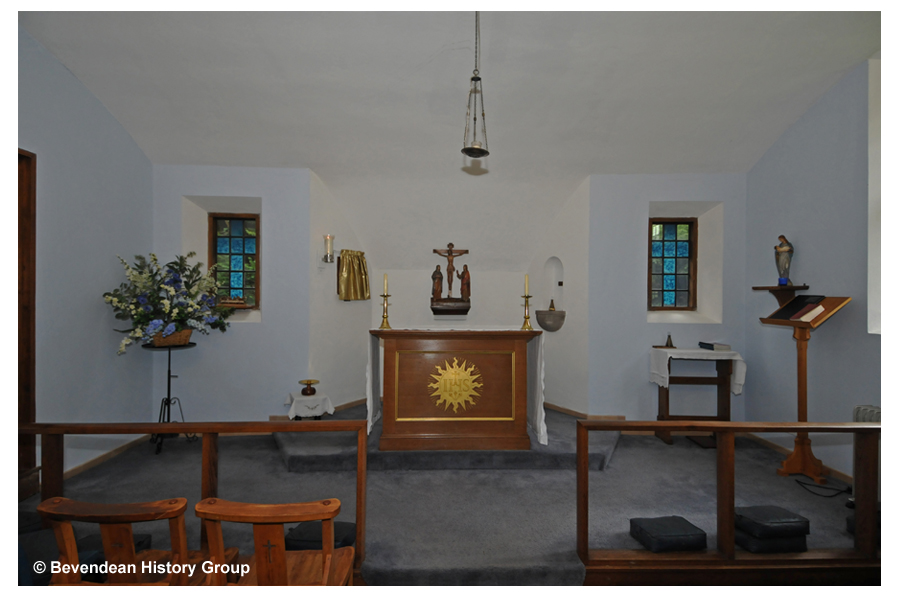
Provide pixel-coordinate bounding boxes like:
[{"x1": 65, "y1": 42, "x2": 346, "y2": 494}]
[
  {"x1": 433, "y1": 243, "x2": 469, "y2": 298},
  {"x1": 263, "y1": 539, "x2": 276, "y2": 563}
]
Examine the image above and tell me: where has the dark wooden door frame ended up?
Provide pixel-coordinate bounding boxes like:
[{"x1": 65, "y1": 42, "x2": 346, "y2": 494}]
[{"x1": 19, "y1": 148, "x2": 38, "y2": 499}]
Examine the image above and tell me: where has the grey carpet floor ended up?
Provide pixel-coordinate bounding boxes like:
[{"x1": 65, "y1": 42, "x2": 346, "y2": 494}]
[
  {"x1": 274, "y1": 405, "x2": 620, "y2": 472},
  {"x1": 19, "y1": 424, "x2": 861, "y2": 585}
]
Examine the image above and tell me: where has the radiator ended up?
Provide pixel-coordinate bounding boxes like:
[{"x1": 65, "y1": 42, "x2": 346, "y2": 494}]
[
  {"x1": 853, "y1": 405, "x2": 881, "y2": 423},
  {"x1": 852, "y1": 404, "x2": 880, "y2": 502}
]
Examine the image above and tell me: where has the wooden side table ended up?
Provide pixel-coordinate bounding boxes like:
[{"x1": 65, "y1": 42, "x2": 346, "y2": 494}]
[{"x1": 650, "y1": 348, "x2": 745, "y2": 447}]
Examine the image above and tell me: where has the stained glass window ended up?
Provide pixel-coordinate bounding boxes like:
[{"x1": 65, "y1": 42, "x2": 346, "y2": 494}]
[
  {"x1": 648, "y1": 218, "x2": 696, "y2": 310},
  {"x1": 210, "y1": 213, "x2": 260, "y2": 310}
]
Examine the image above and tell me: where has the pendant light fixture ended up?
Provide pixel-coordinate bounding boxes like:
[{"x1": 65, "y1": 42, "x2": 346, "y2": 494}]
[{"x1": 462, "y1": 12, "x2": 489, "y2": 158}]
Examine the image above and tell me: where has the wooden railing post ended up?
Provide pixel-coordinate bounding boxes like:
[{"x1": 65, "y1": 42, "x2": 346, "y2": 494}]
[
  {"x1": 355, "y1": 425, "x2": 367, "y2": 568},
  {"x1": 853, "y1": 431, "x2": 879, "y2": 558},
  {"x1": 576, "y1": 421, "x2": 589, "y2": 562},
  {"x1": 41, "y1": 433, "x2": 65, "y2": 502},
  {"x1": 201, "y1": 432, "x2": 219, "y2": 550},
  {"x1": 716, "y1": 430, "x2": 735, "y2": 559}
]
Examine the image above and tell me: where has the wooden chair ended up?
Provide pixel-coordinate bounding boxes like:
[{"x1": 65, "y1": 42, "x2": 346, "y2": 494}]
[
  {"x1": 36, "y1": 496, "x2": 191, "y2": 585},
  {"x1": 195, "y1": 497, "x2": 354, "y2": 586}
]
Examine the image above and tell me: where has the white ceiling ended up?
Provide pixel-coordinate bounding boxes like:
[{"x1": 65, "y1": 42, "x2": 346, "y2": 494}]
[{"x1": 19, "y1": 12, "x2": 880, "y2": 270}]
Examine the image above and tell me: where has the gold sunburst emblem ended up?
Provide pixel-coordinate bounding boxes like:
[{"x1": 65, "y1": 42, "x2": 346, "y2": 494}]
[{"x1": 428, "y1": 357, "x2": 483, "y2": 413}]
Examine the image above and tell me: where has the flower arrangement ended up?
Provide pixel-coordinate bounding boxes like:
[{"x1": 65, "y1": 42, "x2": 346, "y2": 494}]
[{"x1": 103, "y1": 252, "x2": 234, "y2": 354}]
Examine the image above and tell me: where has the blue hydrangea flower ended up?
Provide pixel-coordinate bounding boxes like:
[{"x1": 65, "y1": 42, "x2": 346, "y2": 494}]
[
  {"x1": 163, "y1": 323, "x2": 176, "y2": 337},
  {"x1": 205, "y1": 316, "x2": 219, "y2": 324},
  {"x1": 137, "y1": 294, "x2": 148, "y2": 305},
  {"x1": 145, "y1": 319, "x2": 164, "y2": 336}
]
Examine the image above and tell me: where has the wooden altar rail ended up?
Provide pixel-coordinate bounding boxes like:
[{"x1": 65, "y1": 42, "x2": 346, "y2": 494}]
[
  {"x1": 576, "y1": 420, "x2": 880, "y2": 586},
  {"x1": 19, "y1": 420, "x2": 368, "y2": 572}
]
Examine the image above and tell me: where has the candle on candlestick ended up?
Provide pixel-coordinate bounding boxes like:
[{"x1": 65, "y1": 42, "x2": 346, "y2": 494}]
[
  {"x1": 525, "y1": 274, "x2": 529, "y2": 296},
  {"x1": 384, "y1": 274, "x2": 388, "y2": 295}
]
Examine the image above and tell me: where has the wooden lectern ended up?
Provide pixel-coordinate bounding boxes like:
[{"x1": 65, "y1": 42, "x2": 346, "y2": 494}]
[{"x1": 754, "y1": 287, "x2": 850, "y2": 484}]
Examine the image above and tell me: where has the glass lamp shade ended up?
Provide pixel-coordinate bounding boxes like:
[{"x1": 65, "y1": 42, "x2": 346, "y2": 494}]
[{"x1": 462, "y1": 75, "x2": 489, "y2": 158}]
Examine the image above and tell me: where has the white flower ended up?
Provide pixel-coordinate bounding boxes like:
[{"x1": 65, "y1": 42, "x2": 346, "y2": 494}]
[{"x1": 117, "y1": 338, "x2": 132, "y2": 355}]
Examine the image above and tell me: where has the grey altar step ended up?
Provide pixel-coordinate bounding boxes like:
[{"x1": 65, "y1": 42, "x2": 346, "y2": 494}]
[{"x1": 273, "y1": 405, "x2": 619, "y2": 472}]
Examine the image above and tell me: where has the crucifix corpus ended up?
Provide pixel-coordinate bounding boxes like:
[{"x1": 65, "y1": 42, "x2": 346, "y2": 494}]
[
  {"x1": 433, "y1": 243, "x2": 469, "y2": 298},
  {"x1": 431, "y1": 243, "x2": 471, "y2": 316}
]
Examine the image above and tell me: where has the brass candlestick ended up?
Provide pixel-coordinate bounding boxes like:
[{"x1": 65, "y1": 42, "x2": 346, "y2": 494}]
[
  {"x1": 379, "y1": 293, "x2": 392, "y2": 330},
  {"x1": 521, "y1": 294, "x2": 534, "y2": 330}
]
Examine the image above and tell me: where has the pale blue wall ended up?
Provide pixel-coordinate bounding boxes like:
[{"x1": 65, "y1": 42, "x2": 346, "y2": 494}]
[
  {"x1": 152, "y1": 166, "x2": 311, "y2": 421},
  {"x1": 18, "y1": 28, "x2": 154, "y2": 469},
  {"x1": 587, "y1": 174, "x2": 747, "y2": 420},
  {"x1": 745, "y1": 61, "x2": 878, "y2": 476}
]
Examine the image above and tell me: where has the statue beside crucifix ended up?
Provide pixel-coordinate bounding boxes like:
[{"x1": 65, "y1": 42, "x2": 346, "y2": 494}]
[{"x1": 430, "y1": 243, "x2": 472, "y2": 316}]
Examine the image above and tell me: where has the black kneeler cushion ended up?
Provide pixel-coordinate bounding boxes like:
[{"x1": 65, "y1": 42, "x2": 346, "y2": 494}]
[
  {"x1": 735, "y1": 505, "x2": 809, "y2": 538},
  {"x1": 735, "y1": 528, "x2": 807, "y2": 553},
  {"x1": 285, "y1": 520, "x2": 356, "y2": 551},
  {"x1": 630, "y1": 516, "x2": 707, "y2": 553}
]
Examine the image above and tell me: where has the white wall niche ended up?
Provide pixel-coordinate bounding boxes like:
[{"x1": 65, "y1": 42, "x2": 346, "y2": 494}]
[
  {"x1": 182, "y1": 195, "x2": 262, "y2": 323},
  {"x1": 647, "y1": 201, "x2": 724, "y2": 324},
  {"x1": 542, "y1": 256, "x2": 565, "y2": 310}
]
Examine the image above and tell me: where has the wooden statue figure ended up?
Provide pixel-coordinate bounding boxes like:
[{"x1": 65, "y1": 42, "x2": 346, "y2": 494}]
[
  {"x1": 431, "y1": 265, "x2": 443, "y2": 301},
  {"x1": 433, "y1": 243, "x2": 469, "y2": 297},
  {"x1": 459, "y1": 265, "x2": 471, "y2": 302},
  {"x1": 775, "y1": 235, "x2": 793, "y2": 284}
]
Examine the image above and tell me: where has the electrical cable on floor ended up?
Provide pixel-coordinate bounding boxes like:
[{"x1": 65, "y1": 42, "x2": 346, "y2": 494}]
[{"x1": 794, "y1": 478, "x2": 851, "y2": 498}]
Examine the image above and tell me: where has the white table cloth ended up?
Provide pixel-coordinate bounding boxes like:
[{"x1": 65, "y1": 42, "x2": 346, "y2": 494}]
[
  {"x1": 649, "y1": 348, "x2": 746, "y2": 395},
  {"x1": 284, "y1": 392, "x2": 335, "y2": 420}
]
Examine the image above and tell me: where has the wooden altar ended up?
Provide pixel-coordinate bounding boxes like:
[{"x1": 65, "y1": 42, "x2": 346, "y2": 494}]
[{"x1": 371, "y1": 330, "x2": 541, "y2": 451}]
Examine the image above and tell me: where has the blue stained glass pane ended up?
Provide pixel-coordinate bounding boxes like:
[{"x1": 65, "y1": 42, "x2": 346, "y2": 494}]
[
  {"x1": 651, "y1": 242, "x2": 662, "y2": 257},
  {"x1": 664, "y1": 275, "x2": 675, "y2": 290},
  {"x1": 677, "y1": 241, "x2": 689, "y2": 257},
  {"x1": 217, "y1": 238, "x2": 229, "y2": 253},
  {"x1": 663, "y1": 258, "x2": 675, "y2": 273},
  {"x1": 231, "y1": 238, "x2": 244, "y2": 254},
  {"x1": 244, "y1": 238, "x2": 256, "y2": 254},
  {"x1": 231, "y1": 220, "x2": 243, "y2": 236},
  {"x1": 230, "y1": 289, "x2": 244, "y2": 299},
  {"x1": 664, "y1": 224, "x2": 677, "y2": 240},
  {"x1": 664, "y1": 242, "x2": 676, "y2": 257},
  {"x1": 230, "y1": 272, "x2": 244, "y2": 288},
  {"x1": 230, "y1": 255, "x2": 243, "y2": 271},
  {"x1": 663, "y1": 291, "x2": 675, "y2": 306}
]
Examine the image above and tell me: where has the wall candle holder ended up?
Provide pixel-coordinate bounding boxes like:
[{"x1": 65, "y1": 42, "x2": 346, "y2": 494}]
[
  {"x1": 521, "y1": 294, "x2": 534, "y2": 331},
  {"x1": 379, "y1": 293, "x2": 392, "y2": 329},
  {"x1": 323, "y1": 234, "x2": 335, "y2": 263}
]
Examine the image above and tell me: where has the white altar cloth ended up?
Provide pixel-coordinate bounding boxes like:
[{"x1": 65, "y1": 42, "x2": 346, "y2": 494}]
[
  {"x1": 649, "y1": 348, "x2": 746, "y2": 395},
  {"x1": 284, "y1": 392, "x2": 335, "y2": 420}
]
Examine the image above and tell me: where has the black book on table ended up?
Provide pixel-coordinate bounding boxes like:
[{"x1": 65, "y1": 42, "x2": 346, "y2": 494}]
[{"x1": 768, "y1": 295, "x2": 826, "y2": 321}]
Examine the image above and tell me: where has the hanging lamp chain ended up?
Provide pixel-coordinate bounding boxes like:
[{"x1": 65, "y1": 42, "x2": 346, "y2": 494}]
[{"x1": 473, "y1": 11, "x2": 480, "y2": 76}]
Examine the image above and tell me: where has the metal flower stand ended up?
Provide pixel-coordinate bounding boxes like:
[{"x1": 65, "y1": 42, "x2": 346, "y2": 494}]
[{"x1": 141, "y1": 342, "x2": 198, "y2": 454}]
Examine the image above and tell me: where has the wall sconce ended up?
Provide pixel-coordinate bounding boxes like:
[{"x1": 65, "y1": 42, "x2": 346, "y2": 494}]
[{"x1": 323, "y1": 234, "x2": 335, "y2": 263}]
